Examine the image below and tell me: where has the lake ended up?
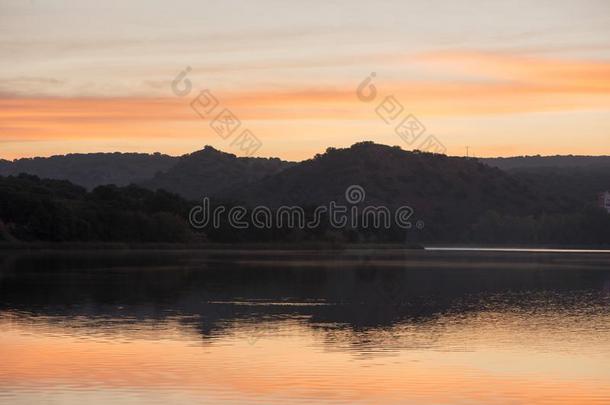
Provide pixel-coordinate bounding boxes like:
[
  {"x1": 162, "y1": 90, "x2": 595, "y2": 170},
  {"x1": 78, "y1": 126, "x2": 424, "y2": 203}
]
[{"x1": 1, "y1": 248, "x2": 609, "y2": 404}]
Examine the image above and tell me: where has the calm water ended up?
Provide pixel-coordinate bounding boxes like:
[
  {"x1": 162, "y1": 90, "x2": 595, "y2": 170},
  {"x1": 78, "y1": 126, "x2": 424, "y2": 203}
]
[{"x1": 1, "y1": 249, "x2": 609, "y2": 405}]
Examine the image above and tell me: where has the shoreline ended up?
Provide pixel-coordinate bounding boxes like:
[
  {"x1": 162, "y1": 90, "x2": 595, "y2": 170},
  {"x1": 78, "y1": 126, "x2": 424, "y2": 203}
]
[{"x1": 2, "y1": 241, "x2": 610, "y2": 252}]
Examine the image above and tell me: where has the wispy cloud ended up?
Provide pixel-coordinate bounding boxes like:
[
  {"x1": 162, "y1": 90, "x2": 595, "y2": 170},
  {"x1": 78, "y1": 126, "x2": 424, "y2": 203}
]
[{"x1": 2, "y1": 0, "x2": 610, "y2": 158}]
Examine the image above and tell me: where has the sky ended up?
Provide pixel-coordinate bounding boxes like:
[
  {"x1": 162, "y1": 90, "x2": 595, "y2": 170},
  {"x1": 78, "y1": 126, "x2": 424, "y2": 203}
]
[{"x1": 1, "y1": 0, "x2": 609, "y2": 160}]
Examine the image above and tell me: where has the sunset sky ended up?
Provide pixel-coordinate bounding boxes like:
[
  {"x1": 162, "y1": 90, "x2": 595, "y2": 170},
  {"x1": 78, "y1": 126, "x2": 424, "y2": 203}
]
[{"x1": 1, "y1": 0, "x2": 610, "y2": 160}]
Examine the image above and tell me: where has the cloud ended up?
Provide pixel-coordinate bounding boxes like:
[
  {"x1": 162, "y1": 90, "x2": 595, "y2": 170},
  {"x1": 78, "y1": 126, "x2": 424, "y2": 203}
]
[
  {"x1": 1, "y1": 51, "x2": 609, "y2": 159},
  {"x1": 414, "y1": 50, "x2": 610, "y2": 92}
]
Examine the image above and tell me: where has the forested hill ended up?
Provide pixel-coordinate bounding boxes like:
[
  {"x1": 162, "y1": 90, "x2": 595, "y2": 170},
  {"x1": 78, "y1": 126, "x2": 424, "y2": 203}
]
[
  {"x1": 236, "y1": 142, "x2": 549, "y2": 209},
  {"x1": 481, "y1": 155, "x2": 610, "y2": 170},
  {"x1": 0, "y1": 148, "x2": 293, "y2": 196},
  {"x1": 1, "y1": 143, "x2": 609, "y2": 245},
  {"x1": 0, "y1": 152, "x2": 177, "y2": 189},
  {"x1": 2, "y1": 146, "x2": 609, "y2": 206},
  {"x1": 231, "y1": 142, "x2": 609, "y2": 242},
  {"x1": 0, "y1": 174, "x2": 195, "y2": 242},
  {"x1": 140, "y1": 146, "x2": 293, "y2": 200},
  {"x1": 481, "y1": 155, "x2": 610, "y2": 209}
]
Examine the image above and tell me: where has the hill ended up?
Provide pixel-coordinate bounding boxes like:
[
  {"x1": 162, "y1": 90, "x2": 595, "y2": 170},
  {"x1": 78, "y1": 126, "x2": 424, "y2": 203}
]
[
  {"x1": 1, "y1": 142, "x2": 609, "y2": 245},
  {"x1": 2, "y1": 147, "x2": 609, "y2": 209},
  {"x1": 0, "y1": 147, "x2": 293, "y2": 201},
  {"x1": 481, "y1": 155, "x2": 610, "y2": 170},
  {"x1": 237, "y1": 142, "x2": 542, "y2": 207},
  {"x1": 0, "y1": 174, "x2": 195, "y2": 242},
  {"x1": 140, "y1": 146, "x2": 293, "y2": 200},
  {"x1": 481, "y1": 155, "x2": 610, "y2": 208},
  {"x1": 0, "y1": 152, "x2": 178, "y2": 189},
  {"x1": 232, "y1": 142, "x2": 592, "y2": 241}
]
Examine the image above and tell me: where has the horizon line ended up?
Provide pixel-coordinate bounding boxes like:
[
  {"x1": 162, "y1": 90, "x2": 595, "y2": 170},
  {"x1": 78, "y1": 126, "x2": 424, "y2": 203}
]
[{"x1": 2, "y1": 141, "x2": 610, "y2": 163}]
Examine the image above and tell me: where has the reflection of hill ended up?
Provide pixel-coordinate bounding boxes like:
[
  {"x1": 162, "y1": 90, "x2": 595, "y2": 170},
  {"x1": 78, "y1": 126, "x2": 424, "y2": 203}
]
[{"x1": 1, "y1": 250, "x2": 609, "y2": 337}]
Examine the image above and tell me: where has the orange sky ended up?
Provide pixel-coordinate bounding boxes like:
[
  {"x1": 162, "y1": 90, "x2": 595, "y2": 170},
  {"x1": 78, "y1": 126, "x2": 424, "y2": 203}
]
[{"x1": 1, "y1": 1, "x2": 610, "y2": 160}]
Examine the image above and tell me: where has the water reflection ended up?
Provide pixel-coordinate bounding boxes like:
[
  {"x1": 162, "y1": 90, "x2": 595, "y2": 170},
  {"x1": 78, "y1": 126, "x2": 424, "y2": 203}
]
[{"x1": 1, "y1": 249, "x2": 609, "y2": 404}]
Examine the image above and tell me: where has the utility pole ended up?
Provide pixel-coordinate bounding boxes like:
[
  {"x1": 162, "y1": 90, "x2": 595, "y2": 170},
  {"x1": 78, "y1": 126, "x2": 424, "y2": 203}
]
[{"x1": 466, "y1": 146, "x2": 469, "y2": 158}]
